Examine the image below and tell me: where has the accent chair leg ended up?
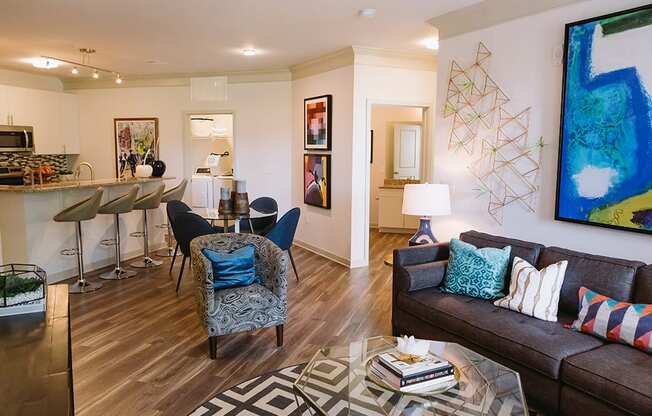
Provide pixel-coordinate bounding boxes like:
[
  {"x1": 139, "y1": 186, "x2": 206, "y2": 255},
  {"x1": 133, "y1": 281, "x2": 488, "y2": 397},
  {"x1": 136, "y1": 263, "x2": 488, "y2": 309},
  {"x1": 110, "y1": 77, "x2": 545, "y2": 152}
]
[
  {"x1": 169, "y1": 243, "x2": 179, "y2": 274},
  {"x1": 208, "y1": 336, "x2": 218, "y2": 360},
  {"x1": 276, "y1": 325, "x2": 284, "y2": 347},
  {"x1": 288, "y1": 249, "x2": 299, "y2": 281},
  {"x1": 176, "y1": 255, "x2": 187, "y2": 293}
]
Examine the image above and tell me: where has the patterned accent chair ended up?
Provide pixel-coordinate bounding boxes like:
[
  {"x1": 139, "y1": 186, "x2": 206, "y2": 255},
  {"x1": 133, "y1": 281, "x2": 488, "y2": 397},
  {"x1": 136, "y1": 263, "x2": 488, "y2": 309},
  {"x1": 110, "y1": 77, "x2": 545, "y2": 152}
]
[{"x1": 190, "y1": 233, "x2": 289, "y2": 359}]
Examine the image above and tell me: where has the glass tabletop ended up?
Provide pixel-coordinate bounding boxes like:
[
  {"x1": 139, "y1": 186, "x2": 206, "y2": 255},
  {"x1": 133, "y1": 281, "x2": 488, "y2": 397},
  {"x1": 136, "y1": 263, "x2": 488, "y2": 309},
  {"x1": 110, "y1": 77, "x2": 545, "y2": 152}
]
[
  {"x1": 293, "y1": 336, "x2": 528, "y2": 416},
  {"x1": 193, "y1": 207, "x2": 277, "y2": 221}
]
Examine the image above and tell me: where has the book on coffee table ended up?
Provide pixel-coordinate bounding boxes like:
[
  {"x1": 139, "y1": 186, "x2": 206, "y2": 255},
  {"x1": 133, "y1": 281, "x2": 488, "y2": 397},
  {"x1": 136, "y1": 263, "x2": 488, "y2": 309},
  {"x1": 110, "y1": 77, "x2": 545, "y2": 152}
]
[{"x1": 369, "y1": 352, "x2": 456, "y2": 392}]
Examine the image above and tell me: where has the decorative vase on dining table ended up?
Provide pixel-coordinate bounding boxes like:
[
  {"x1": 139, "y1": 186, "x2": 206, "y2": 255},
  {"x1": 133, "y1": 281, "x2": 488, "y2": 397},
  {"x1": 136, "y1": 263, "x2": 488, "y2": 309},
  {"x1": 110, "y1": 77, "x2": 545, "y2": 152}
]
[
  {"x1": 232, "y1": 180, "x2": 250, "y2": 215},
  {"x1": 218, "y1": 187, "x2": 233, "y2": 215}
]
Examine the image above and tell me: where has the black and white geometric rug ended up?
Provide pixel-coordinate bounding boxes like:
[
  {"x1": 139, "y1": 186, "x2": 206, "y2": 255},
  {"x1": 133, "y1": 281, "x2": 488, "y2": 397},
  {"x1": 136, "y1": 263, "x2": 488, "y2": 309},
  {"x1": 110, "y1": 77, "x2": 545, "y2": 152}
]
[
  {"x1": 189, "y1": 364, "x2": 308, "y2": 416},
  {"x1": 189, "y1": 362, "x2": 535, "y2": 416}
]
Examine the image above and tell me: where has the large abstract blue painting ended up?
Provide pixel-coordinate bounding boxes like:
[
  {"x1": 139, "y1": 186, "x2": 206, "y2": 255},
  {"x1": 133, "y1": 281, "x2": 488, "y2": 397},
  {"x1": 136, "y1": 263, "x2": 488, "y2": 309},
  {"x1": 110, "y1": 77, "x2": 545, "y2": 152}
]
[{"x1": 557, "y1": 5, "x2": 652, "y2": 234}]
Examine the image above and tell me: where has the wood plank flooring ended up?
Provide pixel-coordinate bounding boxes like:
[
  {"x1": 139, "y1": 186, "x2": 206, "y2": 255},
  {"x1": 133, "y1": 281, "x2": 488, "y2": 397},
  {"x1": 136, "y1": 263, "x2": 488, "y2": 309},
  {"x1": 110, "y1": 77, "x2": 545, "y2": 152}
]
[{"x1": 69, "y1": 230, "x2": 408, "y2": 416}]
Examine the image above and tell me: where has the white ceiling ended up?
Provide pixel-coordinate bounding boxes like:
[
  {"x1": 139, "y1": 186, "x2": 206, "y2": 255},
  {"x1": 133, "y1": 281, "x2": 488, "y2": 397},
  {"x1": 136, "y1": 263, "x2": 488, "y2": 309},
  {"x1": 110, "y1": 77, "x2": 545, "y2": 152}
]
[{"x1": 0, "y1": 0, "x2": 481, "y2": 79}]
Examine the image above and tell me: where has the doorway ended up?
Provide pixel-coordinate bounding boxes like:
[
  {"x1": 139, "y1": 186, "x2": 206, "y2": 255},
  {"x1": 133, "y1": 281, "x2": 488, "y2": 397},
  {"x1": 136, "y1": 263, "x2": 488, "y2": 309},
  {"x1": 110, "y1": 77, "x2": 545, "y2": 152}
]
[{"x1": 366, "y1": 103, "x2": 430, "y2": 264}]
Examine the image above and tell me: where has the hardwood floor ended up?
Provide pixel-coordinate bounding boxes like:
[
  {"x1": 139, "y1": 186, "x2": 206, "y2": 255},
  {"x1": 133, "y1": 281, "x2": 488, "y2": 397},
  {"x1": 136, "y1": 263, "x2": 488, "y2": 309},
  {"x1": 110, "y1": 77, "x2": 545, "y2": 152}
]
[{"x1": 69, "y1": 230, "x2": 408, "y2": 416}]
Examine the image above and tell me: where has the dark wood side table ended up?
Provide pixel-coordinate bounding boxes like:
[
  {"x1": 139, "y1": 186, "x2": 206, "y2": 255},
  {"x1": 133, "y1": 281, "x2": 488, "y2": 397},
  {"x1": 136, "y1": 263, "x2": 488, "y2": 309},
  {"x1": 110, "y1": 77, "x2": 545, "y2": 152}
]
[{"x1": 0, "y1": 284, "x2": 74, "y2": 416}]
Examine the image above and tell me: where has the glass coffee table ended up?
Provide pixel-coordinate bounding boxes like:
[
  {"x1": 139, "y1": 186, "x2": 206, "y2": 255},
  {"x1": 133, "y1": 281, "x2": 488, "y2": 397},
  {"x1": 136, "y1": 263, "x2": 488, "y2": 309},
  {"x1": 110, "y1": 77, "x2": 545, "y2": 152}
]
[{"x1": 293, "y1": 336, "x2": 528, "y2": 415}]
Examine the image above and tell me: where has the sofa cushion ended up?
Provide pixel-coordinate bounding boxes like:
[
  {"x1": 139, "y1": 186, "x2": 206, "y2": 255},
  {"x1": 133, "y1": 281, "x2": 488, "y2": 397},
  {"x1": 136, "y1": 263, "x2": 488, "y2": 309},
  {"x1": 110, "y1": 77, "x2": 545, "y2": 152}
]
[
  {"x1": 537, "y1": 247, "x2": 644, "y2": 315},
  {"x1": 403, "y1": 261, "x2": 447, "y2": 292},
  {"x1": 460, "y1": 230, "x2": 545, "y2": 272},
  {"x1": 635, "y1": 264, "x2": 652, "y2": 304},
  {"x1": 441, "y1": 238, "x2": 511, "y2": 299},
  {"x1": 397, "y1": 288, "x2": 603, "y2": 379},
  {"x1": 562, "y1": 344, "x2": 652, "y2": 416}
]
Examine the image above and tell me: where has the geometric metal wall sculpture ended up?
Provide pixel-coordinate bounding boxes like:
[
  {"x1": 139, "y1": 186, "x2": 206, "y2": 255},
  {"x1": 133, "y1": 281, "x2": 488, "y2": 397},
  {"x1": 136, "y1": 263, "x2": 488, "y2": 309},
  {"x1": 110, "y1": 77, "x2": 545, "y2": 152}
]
[{"x1": 443, "y1": 43, "x2": 543, "y2": 224}]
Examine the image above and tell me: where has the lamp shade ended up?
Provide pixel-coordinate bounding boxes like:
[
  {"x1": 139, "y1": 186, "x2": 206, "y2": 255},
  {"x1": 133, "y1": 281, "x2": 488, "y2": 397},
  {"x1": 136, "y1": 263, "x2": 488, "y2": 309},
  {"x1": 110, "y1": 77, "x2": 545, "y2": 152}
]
[{"x1": 402, "y1": 183, "x2": 451, "y2": 217}]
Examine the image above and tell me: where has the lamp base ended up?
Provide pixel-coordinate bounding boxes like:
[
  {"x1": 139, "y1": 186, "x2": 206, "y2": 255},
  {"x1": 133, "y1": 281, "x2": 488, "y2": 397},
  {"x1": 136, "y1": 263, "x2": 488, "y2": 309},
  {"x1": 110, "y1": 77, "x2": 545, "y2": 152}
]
[{"x1": 408, "y1": 217, "x2": 438, "y2": 246}]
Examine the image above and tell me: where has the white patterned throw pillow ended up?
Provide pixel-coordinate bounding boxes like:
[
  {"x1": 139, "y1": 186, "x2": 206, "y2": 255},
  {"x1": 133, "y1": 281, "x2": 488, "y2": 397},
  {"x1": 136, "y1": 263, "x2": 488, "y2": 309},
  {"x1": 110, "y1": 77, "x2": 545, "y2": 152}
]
[{"x1": 494, "y1": 257, "x2": 568, "y2": 322}]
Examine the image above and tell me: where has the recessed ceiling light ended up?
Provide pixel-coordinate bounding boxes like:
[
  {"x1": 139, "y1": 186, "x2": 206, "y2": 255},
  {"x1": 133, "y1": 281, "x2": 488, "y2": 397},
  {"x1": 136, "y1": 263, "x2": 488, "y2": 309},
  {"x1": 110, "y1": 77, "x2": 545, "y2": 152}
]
[
  {"x1": 422, "y1": 37, "x2": 439, "y2": 50},
  {"x1": 92, "y1": 70, "x2": 99, "y2": 79},
  {"x1": 31, "y1": 57, "x2": 60, "y2": 69},
  {"x1": 242, "y1": 48, "x2": 257, "y2": 56},
  {"x1": 359, "y1": 8, "x2": 377, "y2": 18},
  {"x1": 115, "y1": 74, "x2": 123, "y2": 84},
  {"x1": 71, "y1": 67, "x2": 79, "y2": 75}
]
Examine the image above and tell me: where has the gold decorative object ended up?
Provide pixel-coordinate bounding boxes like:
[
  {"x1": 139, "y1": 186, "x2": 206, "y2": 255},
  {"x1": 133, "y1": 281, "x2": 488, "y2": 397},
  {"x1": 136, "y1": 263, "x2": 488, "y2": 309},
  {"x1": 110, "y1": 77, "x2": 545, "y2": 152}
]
[{"x1": 443, "y1": 43, "x2": 543, "y2": 224}]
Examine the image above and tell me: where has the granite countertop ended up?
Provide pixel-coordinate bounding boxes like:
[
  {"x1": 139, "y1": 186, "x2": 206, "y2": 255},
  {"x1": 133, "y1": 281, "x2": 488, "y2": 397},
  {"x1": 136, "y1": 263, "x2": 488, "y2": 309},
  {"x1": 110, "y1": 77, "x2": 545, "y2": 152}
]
[{"x1": 0, "y1": 176, "x2": 175, "y2": 193}]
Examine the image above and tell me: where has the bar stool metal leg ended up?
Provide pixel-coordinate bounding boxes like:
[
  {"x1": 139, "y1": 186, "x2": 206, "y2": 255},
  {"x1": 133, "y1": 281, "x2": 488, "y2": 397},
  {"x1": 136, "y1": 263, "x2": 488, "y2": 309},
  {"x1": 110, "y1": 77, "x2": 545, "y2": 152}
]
[
  {"x1": 156, "y1": 222, "x2": 175, "y2": 257},
  {"x1": 100, "y1": 214, "x2": 137, "y2": 280},
  {"x1": 69, "y1": 222, "x2": 102, "y2": 294},
  {"x1": 131, "y1": 210, "x2": 163, "y2": 268}
]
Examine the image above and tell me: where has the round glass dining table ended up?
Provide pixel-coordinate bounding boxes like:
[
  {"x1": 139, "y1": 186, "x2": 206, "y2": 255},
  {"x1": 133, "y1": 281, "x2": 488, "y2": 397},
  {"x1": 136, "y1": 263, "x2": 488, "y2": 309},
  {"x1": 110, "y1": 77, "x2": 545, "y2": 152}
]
[{"x1": 193, "y1": 207, "x2": 277, "y2": 234}]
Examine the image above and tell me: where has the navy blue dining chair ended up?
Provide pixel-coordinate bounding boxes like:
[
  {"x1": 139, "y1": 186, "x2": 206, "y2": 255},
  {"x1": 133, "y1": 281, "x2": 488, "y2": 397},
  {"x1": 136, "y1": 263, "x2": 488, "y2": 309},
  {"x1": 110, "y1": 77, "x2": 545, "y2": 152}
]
[
  {"x1": 266, "y1": 207, "x2": 300, "y2": 281},
  {"x1": 171, "y1": 212, "x2": 217, "y2": 293},
  {"x1": 166, "y1": 200, "x2": 192, "y2": 274}
]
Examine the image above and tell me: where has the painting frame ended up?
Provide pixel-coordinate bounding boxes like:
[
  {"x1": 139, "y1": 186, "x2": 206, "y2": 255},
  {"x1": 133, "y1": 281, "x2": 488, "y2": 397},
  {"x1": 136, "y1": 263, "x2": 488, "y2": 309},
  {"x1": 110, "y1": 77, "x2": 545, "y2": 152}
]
[
  {"x1": 555, "y1": 4, "x2": 652, "y2": 236},
  {"x1": 113, "y1": 117, "x2": 159, "y2": 179},
  {"x1": 304, "y1": 94, "x2": 332, "y2": 151},
  {"x1": 303, "y1": 153, "x2": 331, "y2": 209}
]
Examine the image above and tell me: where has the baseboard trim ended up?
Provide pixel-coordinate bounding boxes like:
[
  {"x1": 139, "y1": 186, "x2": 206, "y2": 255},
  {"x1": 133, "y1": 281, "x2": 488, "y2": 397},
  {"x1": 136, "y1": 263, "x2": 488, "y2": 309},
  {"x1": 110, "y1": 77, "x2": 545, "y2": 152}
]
[
  {"x1": 47, "y1": 243, "x2": 167, "y2": 283},
  {"x1": 293, "y1": 240, "x2": 351, "y2": 268}
]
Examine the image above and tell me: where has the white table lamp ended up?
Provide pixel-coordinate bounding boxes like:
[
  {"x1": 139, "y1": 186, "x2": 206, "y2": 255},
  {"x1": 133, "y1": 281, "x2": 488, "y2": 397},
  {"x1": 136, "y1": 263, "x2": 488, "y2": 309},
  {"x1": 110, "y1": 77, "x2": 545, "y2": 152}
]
[{"x1": 402, "y1": 183, "x2": 451, "y2": 245}]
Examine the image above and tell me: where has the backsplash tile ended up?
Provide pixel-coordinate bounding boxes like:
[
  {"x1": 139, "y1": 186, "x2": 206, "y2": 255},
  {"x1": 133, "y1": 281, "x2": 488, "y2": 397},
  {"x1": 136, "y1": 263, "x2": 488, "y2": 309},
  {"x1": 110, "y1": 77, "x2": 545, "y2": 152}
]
[{"x1": 0, "y1": 153, "x2": 70, "y2": 175}]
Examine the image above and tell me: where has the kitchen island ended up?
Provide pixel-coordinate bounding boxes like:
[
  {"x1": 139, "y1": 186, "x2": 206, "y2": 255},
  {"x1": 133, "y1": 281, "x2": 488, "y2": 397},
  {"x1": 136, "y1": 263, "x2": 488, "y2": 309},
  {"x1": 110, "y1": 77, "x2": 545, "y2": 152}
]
[{"x1": 0, "y1": 176, "x2": 176, "y2": 282}]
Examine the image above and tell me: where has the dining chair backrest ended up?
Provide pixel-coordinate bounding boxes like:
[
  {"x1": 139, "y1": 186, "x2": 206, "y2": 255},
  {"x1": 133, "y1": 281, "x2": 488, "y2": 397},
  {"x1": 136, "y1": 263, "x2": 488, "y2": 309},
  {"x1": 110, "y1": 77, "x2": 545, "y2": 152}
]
[
  {"x1": 242, "y1": 196, "x2": 278, "y2": 235},
  {"x1": 167, "y1": 200, "x2": 191, "y2": 229},
  {"x1": 172, "y1": 212, "x2": 216, "y2": 256},
  {"x1": 265, "y1": 208, "x2": 300, "y2": 251}
]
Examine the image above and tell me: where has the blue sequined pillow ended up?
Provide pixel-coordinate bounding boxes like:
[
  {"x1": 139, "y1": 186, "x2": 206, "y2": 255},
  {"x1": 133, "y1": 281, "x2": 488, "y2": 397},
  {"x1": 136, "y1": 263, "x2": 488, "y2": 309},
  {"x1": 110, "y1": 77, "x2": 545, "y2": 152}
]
[{"x1": 441, "y1": 238, "x2": 511, "y2": 300}]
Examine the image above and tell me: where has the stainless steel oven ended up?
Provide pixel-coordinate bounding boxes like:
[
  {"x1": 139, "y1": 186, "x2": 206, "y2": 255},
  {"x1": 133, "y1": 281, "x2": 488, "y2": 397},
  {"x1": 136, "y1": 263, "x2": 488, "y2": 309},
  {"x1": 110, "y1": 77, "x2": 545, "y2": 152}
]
[{"x1": 0, "y1": 126, "x2": 34, "y2": 152}]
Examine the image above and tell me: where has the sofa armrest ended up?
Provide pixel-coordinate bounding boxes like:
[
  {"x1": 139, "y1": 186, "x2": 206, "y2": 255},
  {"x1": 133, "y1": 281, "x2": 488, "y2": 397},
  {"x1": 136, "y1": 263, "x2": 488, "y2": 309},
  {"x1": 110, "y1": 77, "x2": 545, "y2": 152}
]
[{"x1": 393, "y1": 242, "x2": 450, "y2": 268}]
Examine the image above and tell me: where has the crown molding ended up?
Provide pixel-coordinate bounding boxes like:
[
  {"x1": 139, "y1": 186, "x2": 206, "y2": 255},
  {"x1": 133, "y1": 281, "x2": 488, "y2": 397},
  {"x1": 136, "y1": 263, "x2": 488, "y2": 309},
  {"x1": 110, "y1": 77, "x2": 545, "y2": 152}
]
[
  {"x1": 62, "y1": 69, "x2": 291, "y2": 90},
  {"x1": 289, "y1": 47, "x2": 355, "y2": 80},
  {"x1": 289, "y1": 46, "x2": 436, "y2": 80},
  {"x1": 428, "y1": 0, "x2": 588, "y2": 39},
  {"x1": 352, "y1": 46, "x2": 436, "y2": 71}
]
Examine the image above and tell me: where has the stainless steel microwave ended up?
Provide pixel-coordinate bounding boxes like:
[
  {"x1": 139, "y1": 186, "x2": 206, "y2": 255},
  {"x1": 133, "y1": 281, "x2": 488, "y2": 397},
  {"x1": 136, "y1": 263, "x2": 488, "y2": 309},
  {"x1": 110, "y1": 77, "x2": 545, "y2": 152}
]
[{"x1": 0, "y1": 125, "x2": 34, "y2": 152}]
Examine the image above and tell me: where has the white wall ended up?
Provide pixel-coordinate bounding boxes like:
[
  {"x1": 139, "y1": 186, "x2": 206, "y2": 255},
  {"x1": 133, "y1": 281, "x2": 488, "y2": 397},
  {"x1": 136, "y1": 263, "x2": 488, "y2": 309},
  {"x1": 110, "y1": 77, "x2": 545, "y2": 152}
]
[
  {"x1": 292, "y1": 66, "x2": 354, "y2": 264},
  {"x1": 74, "y1": 81, "x2": 293, "y2": 214},
  {"x1": 352, "y1": 65, "x2": 436, "y2": 266},
  {"x1": 432, "y1": 0, "x2": 652, "y2": 263},
  {"x1": 369, "y1": 105, "x2": 423, "y2": 226}
]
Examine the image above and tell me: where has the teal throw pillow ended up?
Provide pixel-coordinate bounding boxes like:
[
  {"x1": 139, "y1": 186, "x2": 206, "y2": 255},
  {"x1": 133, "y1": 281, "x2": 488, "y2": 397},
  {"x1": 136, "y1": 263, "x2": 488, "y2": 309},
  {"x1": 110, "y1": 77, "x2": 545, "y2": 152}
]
[
  {"x1": 202, "y1": 245, "x2": 261, "y2": 290},
  {"x1": 441, "y1": 238, "x2": 511, "y2": 300}
]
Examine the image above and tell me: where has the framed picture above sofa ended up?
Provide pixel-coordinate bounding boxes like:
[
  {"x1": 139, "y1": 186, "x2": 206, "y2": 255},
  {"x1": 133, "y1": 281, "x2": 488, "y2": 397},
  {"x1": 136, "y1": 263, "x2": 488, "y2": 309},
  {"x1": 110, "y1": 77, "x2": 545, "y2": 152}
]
[
  {"x1": 304, "y1": 95, "x2": 332, "y2": 150},
  {"x1": 556, "y1": 4, "x2": 652, "y2": 235}
]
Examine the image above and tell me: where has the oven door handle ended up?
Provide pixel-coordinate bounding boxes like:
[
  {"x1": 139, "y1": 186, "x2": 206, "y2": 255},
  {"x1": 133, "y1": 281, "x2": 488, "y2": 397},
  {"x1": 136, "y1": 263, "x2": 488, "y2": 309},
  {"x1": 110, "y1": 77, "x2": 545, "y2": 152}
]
[{"x1": 24, "y1": 129, "x2": 30, "y2": 150}]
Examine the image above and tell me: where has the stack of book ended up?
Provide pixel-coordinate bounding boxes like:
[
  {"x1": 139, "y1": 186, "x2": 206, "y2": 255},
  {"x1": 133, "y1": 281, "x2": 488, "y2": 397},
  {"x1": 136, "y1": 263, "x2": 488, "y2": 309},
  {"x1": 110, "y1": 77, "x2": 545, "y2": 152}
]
[{"x1": 369, "y1": 351, "x2": 456, "y2": 393}]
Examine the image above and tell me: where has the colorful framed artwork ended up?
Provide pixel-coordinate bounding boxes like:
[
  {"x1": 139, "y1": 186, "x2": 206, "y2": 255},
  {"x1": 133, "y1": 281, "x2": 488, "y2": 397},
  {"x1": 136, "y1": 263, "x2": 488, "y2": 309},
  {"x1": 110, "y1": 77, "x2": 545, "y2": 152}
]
[
  {"x1": 304, "y1": 154, "x2": 331, "y2": 209},
  {"x1": 114, "y1": 118, "x2": 159, "y2": 179},
  {"x1": 304, "y1": 94, "x2": 332, "y2": 150},
  {"x1": 556, "y1": 5, "x2": 652, "y2": 235}
]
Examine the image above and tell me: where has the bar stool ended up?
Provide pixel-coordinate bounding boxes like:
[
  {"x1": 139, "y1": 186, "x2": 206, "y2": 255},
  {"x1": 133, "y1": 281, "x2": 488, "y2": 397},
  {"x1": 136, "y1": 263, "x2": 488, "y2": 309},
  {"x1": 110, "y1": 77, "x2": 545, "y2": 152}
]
[
  {"x1": 54, "y1": 187, "x2": 104, "y2": 294},
  {"x1": 98, "y1": 185, "x2": 140, "y2": 280},
  {"x1": 130, "y1": 183, "x2": 165, "y2": 268},
  {"x1": 156, "y1": 179, "x2": 188, "y2": 257}
]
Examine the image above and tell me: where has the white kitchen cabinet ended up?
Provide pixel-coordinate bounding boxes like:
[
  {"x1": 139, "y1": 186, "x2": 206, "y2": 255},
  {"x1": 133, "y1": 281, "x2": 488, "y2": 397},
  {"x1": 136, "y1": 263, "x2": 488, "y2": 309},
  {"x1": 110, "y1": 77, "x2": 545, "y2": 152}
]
[
  {"x1": 1, "y1": 85, "x2": 80, "y2": 154},
  {"x1": 378, "y1": 187, "x2": 419, "y2": 232}
]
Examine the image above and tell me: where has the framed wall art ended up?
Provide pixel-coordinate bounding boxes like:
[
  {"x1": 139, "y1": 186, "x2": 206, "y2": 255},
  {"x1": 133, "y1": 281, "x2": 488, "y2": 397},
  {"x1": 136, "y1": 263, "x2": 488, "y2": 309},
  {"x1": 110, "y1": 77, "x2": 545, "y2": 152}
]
[
  {"x1": 556, "y1": 5, "x2": 652, "y2": 234},
  {"x1": 114, "y1": 117, "x2": 159, "y2": 178},
  {"x1": 304, "y1": 94, "x2": 332, "y2": 150},
  {"x1": 303, "y1": 153, "x2": 331, "y2": 209}
]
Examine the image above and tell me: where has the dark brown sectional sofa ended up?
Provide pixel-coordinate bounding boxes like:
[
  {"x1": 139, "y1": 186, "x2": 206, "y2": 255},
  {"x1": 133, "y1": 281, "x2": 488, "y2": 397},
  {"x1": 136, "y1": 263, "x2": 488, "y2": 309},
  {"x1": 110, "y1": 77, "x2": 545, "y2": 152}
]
[{"x1": 392, "y1": 230, "x2": 652, "y2": 415}]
